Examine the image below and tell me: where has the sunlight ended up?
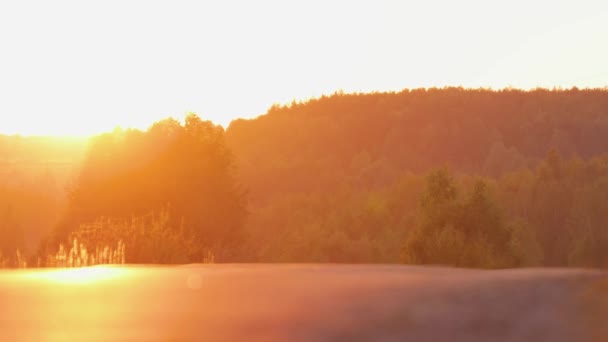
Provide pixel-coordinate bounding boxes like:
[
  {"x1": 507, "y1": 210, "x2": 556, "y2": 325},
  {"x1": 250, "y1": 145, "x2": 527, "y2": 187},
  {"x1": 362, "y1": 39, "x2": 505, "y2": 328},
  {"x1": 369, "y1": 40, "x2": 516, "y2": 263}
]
[
  {"x1": 1, "y1": 116, "x2": 155, "y2": 137},
  {"x1": 22, "y1": 266, "x2": 129, "y2": 285},
  {"x1": 2, "y1": 1, "x2": 608, "y2": 136}
]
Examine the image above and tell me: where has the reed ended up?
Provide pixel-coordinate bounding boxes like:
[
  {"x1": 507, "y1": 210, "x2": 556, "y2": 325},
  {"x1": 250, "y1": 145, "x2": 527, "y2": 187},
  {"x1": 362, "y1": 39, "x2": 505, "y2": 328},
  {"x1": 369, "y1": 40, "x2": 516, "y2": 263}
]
[
  {"x1": 41, "y1": 208, "x2": 213, "y2": 267},
  {"x1": 44, "y1": 237, "x2": 125, "y2": 268},
  {"x1": 0, "y1": 249, "x2": 28, "y2": 269}
]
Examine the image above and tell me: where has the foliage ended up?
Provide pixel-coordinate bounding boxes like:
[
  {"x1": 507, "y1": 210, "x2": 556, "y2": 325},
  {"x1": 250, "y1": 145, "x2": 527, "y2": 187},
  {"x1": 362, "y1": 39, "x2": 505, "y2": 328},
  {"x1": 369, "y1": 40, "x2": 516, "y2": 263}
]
[
  {"x1": 3, "y1": 89, "x2": 608, "y2": 268},
  {"x1": 0, "y1": 249, "x2": 27, "y2": 268},
  {"x1": 401, "y1": 169, "x2": 517, "y2": 268},
  {"x1": 41, "y1": 210, "x2": 213, "y2": 266},
  {"x1": 227, "y1": 88, "x2": 608, "y2": 267},
  {"x1": 496, "y1": 152, "x2": 608, "y2": 267},
  {"x1": 43, "y1": 237, "x2": 125, "y2": 268},
  {"x1": 507, "y1": 220, "x2": 543, "y2": 267},
  {"x1": 227, "y1": 87, "x2": 608, "y2": 207},
  {"x1": 48, "y1": 114, "x2": 245, "y2": 262}
]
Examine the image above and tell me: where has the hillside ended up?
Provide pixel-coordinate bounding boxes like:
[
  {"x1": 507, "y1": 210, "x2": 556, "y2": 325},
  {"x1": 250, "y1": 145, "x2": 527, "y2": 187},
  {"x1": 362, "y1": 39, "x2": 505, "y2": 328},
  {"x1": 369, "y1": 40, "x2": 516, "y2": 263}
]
[
  {"x1": 226, "y1": 87, "x2": 608, "y2": 205},
  {"x1": 225, "y1": 88, "x2": 608, "y2": 264},
  {"x1": 3, "y1": 88, "x2": 608, "y2": 267}
]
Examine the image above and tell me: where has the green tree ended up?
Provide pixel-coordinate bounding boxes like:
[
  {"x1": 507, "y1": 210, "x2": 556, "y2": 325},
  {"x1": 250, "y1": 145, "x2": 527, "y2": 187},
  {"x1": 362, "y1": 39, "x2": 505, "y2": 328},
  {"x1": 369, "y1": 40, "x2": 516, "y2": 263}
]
[{"x1": 402, "y1": 169, "x2": 516, "y2": 268}]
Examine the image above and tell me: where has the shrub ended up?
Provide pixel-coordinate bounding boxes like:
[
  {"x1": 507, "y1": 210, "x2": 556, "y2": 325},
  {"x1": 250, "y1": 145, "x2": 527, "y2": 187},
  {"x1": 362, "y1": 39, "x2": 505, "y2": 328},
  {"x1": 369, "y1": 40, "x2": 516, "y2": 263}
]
[{"x1": 42, "y1": 208, "x2": 213, "y2": 266}]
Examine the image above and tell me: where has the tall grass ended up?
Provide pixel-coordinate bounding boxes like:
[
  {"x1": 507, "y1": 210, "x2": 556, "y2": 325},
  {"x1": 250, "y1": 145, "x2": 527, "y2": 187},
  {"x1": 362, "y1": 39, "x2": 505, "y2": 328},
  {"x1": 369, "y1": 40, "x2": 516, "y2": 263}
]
[
  {"x1": 43, "y1": 237, "x2": 125, "y2": 268},
  {"x1": 0, "y1": 249, "x2": 27, "y2": 268},
  {"x1": 0, "y1": 208, "x2": 214, "y2": 269},
  {"x1": 41, "y1": 208, "x2": 213, "y2": 267}
]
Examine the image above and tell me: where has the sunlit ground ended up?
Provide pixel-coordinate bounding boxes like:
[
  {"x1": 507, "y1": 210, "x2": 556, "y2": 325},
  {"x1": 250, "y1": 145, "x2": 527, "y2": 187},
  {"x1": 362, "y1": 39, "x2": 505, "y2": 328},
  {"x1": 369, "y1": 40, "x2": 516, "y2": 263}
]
[
  {"x1": 0, "y1": 265, "x2": 606, "y2": 341},
  {"x1": 18, "y1": 266, "x2": 130, "y2": 285}
]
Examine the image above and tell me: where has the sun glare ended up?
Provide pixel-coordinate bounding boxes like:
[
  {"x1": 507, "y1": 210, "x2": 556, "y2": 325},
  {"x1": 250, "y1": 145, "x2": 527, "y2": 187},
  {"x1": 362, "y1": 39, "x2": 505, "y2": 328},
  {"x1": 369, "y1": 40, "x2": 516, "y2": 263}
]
[
  {"x1": 22, "y1": 266, "x2": 129, "y2": 285},
  {"x1": 2, "y1": 1, "x2": 608, "y2": 136},
  {"x1": 3, "y1": 115, "x2": 161, "y2": 137}
]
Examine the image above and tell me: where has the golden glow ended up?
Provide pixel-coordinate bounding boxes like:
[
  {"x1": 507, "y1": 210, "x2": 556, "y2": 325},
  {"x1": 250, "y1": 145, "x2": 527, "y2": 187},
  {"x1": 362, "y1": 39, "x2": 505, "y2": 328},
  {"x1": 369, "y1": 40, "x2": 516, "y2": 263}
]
[
  {"x1": 1, "y1": 1, "x2": 607, "y2": 136},
  {"x1": 21, "y1": 266, "x2": 129, "y2": 285}
]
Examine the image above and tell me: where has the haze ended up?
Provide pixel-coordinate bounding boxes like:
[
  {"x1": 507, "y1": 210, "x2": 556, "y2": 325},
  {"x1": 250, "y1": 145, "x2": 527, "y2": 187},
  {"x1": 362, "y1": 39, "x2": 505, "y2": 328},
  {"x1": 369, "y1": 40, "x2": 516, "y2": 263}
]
[{"x1": 1, "y1": 0, "x2": 607, "y2": 136}]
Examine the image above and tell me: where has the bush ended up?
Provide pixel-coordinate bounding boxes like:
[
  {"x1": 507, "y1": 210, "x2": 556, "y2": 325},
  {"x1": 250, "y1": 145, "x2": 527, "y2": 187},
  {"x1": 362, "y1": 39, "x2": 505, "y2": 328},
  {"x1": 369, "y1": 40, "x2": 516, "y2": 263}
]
[
  {"x1": 402, "y1": 169, "x2": 517, "y2": 268},
  {"x1": 42, "y1": 209, "x2": 214, "y2": 266}
]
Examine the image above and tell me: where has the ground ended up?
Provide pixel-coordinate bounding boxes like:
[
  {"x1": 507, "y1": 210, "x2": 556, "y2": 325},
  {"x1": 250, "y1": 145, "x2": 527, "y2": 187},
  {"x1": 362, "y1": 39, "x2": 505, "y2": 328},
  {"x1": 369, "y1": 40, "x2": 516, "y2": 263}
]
[{"x1": 0, "y1": 264, "x2": 606, "y2": 341}]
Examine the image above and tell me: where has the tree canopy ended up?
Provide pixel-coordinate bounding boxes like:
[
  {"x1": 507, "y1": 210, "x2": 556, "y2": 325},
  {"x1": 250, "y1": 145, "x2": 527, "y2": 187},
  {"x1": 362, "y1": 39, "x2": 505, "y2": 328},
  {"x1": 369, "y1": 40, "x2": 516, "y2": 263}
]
[
  {"x1": 44, "y1": 114, "x2": 246, "y2": 262},
  {"x1": 3, "y1": 88, "x2": 608, "y2": 268}
]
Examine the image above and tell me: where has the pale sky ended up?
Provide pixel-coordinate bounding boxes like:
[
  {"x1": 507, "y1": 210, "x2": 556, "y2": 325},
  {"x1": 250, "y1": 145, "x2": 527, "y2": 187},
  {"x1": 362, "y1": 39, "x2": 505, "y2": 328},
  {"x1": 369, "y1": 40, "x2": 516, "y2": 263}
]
[{"x1": 1, "y1": 0, "x2": 607, "y2": 136}]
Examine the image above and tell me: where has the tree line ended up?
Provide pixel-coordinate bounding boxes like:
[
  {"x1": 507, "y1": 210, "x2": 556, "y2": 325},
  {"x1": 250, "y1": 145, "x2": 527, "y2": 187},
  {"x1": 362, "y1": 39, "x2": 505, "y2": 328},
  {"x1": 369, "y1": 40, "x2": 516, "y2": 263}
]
[{"x1": 1, "y1": 87, "x2": 608, "y2": 267}]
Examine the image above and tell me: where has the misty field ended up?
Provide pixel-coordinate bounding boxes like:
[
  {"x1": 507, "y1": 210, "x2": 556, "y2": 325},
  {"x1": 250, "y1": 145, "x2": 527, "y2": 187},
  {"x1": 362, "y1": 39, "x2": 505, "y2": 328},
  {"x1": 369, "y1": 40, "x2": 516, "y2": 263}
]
[{"x1": 1, "y1": 264, "x2": 606, "y2": 341}]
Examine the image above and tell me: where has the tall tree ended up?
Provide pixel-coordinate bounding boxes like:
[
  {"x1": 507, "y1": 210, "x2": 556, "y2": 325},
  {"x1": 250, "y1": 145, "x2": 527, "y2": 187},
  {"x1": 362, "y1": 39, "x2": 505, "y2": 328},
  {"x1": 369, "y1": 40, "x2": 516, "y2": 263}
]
[
  {"x1": 402, "y1": 169, "x2": 516, "y2": 268},
  {"x1": 47, "y1": 114, "x2": 246, "y2": 262}
]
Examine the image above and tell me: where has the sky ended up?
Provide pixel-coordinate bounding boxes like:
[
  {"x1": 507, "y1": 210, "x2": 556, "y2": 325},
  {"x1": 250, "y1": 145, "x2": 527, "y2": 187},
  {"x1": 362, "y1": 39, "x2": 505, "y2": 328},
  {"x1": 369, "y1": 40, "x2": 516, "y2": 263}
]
[{"x1": 1, "y1": 0, "x2": 607, "y2": 136}]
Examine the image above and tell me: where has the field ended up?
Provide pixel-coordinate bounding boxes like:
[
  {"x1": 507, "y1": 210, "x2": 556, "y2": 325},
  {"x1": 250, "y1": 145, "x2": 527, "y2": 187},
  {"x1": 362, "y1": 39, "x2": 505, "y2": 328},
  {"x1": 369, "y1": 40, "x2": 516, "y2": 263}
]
[{"x1": 1, "y1": 265, "x2": 606, "y2": 341}]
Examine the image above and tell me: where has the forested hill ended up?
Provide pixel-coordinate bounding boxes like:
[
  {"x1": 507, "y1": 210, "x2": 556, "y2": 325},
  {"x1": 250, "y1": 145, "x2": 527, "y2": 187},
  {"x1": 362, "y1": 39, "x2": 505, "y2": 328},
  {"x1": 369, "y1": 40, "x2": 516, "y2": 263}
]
[
  {"x1": 3, "y1": 88, "x2": 608, "y2": 267},
  {"x1": 222, "y1": 88, "x2": 608, "y2": 265},
  {"x1": 226, "y1": 87, "x2": 608, "y2": 205}
]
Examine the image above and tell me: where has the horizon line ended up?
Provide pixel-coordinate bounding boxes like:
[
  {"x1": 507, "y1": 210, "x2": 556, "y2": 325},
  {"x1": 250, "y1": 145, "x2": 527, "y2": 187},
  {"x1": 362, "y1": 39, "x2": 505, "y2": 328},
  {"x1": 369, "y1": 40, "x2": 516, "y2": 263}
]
[{"x1": 3, "y1": 85, "x2": 608, "y2": 138}]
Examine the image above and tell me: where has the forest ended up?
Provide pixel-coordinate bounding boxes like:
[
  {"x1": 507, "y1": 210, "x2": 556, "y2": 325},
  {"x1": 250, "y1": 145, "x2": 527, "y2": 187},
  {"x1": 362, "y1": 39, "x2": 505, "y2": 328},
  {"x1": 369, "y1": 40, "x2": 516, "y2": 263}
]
[{"x1": 1, "y1": 87, "x2": 608, "y2": 268}]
